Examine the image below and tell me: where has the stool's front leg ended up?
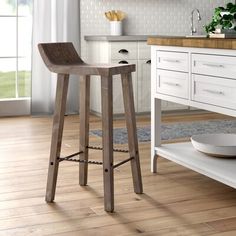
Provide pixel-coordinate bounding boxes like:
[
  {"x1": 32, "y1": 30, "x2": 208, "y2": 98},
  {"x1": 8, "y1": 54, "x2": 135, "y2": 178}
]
[
  {"x1": 101, "y1": 75, "x2": 114, "y2": 212},
  {"x1": 121, "y1": 73, "x2": 143, "y2": 194},
  {"x1": 46, "y1": 74, "x2": 69, "y2": 202},
  {"x1": 79, "y1": 75, "x2": 90, "y2": 186}
]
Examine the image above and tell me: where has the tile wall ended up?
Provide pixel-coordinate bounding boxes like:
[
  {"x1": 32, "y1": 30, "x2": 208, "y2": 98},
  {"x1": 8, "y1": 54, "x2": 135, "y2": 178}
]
[{"x1": 80, "y1": 0, "x2": 231, "y2": 58}]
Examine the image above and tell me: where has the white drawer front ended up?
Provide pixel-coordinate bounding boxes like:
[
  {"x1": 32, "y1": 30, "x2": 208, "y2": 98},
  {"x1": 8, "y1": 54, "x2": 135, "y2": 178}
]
[
  {"x1": 138, "y1": 42, "x2": 151, "y2": 59},
  {"x1": 192, "y1": 74, "x2": 236, "y2": 110},
  {"x1": 156, "y1": 70, "x2": 189, "y2": 99},
  {"x1": 110, "y1": 42, "x2": 137, "y2": 60},
  {"x1": 192, "y1": 53, "x2": 236, "y2": 79},
  {"x1": 157, "y1": 50, "x2": 188, "y2": 72}
]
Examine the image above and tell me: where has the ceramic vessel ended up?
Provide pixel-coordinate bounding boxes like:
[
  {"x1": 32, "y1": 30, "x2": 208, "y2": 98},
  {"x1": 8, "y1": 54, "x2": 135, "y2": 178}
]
[
  {"x1": 110, "y1": 21, "x2": 122, "y2": 36},
  {"x1": 191, "y1": 133, "x2": 236, "y2": 157}
]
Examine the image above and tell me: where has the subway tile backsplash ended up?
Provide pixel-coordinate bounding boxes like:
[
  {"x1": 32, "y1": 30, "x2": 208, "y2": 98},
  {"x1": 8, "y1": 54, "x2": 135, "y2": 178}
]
[{"x1": 80, "y1": 0, "x2": 231, "y2": 58}]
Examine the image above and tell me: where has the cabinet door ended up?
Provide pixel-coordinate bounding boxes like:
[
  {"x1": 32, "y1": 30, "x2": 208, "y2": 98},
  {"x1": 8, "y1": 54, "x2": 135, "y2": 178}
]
[
  {"x1": 111, "y1": 59, "x2": 138, "y2": 114},
  {"x1": 138, "y1": 42, "x2": 151, "y2": 60},
  {"x1": 137, "y1": 59, "x2": 151, "y2": 112}
]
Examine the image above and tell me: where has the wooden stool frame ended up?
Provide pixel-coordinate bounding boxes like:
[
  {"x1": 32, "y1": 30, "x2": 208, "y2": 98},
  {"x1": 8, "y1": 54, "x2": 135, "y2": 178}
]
[{"x1": 38, "y1": 42, "x2": 143, "y2": 212}]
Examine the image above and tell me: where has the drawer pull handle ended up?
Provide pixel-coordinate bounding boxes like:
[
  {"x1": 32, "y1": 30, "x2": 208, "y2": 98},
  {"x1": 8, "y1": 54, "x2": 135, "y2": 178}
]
[
  {"x1": 163, "y1": 82, "x2": 180, "y2": 87},
  {"x1": 162, "y1": 59, "x2": 180, "y2": 63},
  {"x1": 118, "y1": 49, "x2": 129, "y2": 54},
  {"x1": 146, "y1": 60, "x2": 151, "y2": 64},
  {"x1": 203, "y1": 89, "x2": 224, "y2": 95},
  {"x1": 118, "y1": 60, "x2": 129, "y2": 64},
  {"x1": 202, "y1": 63, "x2": 224, "y2": 68}
]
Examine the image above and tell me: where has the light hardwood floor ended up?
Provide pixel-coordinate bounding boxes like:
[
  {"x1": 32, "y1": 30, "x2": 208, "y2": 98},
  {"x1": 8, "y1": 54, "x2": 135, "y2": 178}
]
[{"x1": 0, "y1": 112, "x2": 236, "y2": 236}]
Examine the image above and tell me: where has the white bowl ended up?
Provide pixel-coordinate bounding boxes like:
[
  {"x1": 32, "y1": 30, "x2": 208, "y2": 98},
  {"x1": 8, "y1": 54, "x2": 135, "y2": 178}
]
[{"x1": 191, "y1": 133, "x2": 236, "y2": 157}]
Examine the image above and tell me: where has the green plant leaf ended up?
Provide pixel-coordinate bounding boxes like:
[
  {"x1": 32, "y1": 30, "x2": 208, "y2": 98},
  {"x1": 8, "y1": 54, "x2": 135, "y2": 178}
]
[
  {"x1": 227, "y1": 2, "x2": 234, "y2": 9},
  {"x1": 230, "y1": 6, "x2": 236, "y2": 13},
  {"x1": 204, "y1": 3, "x2": 236, "y2": 33},
  {"x1": 223, "y1": 14, "x2": 234, "y2": 20}
]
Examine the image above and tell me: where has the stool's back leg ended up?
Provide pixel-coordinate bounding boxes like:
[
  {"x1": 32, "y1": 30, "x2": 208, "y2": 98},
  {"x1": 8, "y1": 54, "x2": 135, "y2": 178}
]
[
  {"x1": 121, "y1": 73, "x2": 143, "y2": 194},
  {"x1": 79, "y1": 75, "x2": 90, "y2": 186},
  {"x1": 101, "y1": 75, "x2": 114, "y2": 212},
  {"x1": 46, "y1": 74, "x2": 69, "y2": 202}
]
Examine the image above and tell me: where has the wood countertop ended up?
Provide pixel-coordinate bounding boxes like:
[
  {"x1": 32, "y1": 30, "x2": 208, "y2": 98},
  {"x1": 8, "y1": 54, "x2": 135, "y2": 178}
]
[{"x1": 147, "y1": 36, "x2": 236, "y2": 50}]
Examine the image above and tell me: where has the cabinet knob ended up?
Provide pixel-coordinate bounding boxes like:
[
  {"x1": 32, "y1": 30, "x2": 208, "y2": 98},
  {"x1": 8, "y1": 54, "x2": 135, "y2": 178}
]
[
  {"x1": 118, "y1": 60, "x2": 129, "y2": 64},
  {"x1": 146, "y1": 60, "x2": 151, "y2": 64},
  {"x1": 118, "y1": 49, "x2": 129, "y2": 54}
]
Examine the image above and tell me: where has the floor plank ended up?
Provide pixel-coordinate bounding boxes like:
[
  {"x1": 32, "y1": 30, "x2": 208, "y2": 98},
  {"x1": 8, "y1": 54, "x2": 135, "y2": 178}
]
[{"x1": 0, "y1": 112, "x2": 236, "y2": 235}]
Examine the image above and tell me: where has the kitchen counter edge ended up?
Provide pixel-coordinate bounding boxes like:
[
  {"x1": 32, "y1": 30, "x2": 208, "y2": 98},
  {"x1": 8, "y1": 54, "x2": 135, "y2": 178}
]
[
  {"x1": 147, "y1": 36, "x2": 236, "y2": 50},
  {"x1": 84, "y1": 35, "x2": 152, "y2": 41}
]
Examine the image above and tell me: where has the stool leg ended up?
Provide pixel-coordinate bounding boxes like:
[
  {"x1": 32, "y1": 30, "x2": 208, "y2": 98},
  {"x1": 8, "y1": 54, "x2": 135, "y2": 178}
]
[
  {"x1": 79, "y1": 75, "x2": 90, "y2": 186},
  {"x1": 46, "y1": 74, "x2": 69, "y2": 202},
  {"x1": 121, "y1": 73, "x2": 143, "y2": 194},
  {"x1": 101, "y1": 75, "x2": 114, "y2": 212}
]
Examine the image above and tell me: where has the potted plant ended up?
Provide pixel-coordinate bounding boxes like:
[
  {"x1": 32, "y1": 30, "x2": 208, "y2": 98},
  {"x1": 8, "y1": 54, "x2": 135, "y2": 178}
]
[{"x1": 204, "y1": 2, "x2": 236, "y2": 34}]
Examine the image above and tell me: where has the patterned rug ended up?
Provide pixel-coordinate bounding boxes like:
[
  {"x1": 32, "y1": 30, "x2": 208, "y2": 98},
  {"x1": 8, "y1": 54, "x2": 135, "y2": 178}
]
[{"x1": 90, "y1": 119, "x2": 236, "y2": 144}]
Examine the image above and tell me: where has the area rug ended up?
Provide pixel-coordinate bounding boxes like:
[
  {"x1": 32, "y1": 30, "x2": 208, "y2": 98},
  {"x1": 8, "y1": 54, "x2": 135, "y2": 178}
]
[{"x1": 90, "y1": 119, "x2": 236, "y2": 144}]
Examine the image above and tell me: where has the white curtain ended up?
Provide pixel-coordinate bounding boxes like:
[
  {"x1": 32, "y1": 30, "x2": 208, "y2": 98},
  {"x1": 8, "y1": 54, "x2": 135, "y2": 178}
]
[{"x1": 31, "y1": 0, "x2": 80, "y2": 115}]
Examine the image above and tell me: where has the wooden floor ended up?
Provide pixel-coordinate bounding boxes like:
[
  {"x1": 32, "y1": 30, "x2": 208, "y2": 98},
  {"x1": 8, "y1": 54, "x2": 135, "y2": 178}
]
[{"x1": 1, "y1": 112, "x2": 236, "y2": 235}]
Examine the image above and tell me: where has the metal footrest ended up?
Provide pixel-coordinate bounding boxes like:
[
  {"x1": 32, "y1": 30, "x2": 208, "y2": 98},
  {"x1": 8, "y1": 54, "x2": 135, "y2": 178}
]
[
  {"x1": 58, "y1": 148, "x2": 133, "y2": 168},
  {"x1": 113, "y1": 157, "x2": 134, "y2": 169},
  {"x1": 58, "y1": 151, "x2": 102, "y2": 165},
  {"x1": 88, "y1": 145, "x2": 129, "y2": 153},
  {"x1": 59, "y1": 156, "x2": 103, "y2": 165}
]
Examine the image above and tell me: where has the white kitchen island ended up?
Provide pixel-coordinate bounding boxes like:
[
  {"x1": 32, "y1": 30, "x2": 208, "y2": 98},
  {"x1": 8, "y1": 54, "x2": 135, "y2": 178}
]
[{"x1": 148, "y1": 37, "x2": 236, "y2": 189}]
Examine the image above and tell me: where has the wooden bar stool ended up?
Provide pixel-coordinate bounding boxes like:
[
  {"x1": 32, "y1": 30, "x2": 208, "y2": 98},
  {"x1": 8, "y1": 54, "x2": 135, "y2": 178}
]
[{"x1": 38, "y1": 42, "x2": 143, "y2": 212}]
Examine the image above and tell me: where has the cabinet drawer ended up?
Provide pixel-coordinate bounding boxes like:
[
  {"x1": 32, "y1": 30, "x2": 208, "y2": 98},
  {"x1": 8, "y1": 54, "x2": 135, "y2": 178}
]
[
  {"x1": 157, "y1": 50, "x2": 188, "y2": 72},
  {"x1": 110, "y1": 42, "x2": 137, "y2": 60},
  {"x1": 156, "y1": 70, "x2": 189, "y2": 99},
  {"x1": 138, "y1": 42, "x2": 151, "y2": 59},
  {"x1": 192, "y1": 74, "x2": 236, "y2": 110},
  {"x1": 192, "y1": 53, "x2": 236, "y2": 79}
]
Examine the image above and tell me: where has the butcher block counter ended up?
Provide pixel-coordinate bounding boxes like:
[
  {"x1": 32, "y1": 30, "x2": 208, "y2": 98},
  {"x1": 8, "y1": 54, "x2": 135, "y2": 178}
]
[{"x1": 147, "y1": 36, "x2": 236, "y2": 50}]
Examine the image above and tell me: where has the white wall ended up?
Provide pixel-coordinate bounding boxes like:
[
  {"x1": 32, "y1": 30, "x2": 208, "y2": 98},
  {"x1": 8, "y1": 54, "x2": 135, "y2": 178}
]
[{"x1": 80, "y1": 0, "x2": 232, "y2": 58}]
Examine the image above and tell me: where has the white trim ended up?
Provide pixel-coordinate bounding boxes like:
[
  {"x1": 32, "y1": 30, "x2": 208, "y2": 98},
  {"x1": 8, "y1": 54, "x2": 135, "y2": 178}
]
[
  {"x1": 0, "y1": 98, "x2": 31, "y2": 116},
  {"x1": 0, "y1": 2, "x2": 32, "y2": 116}
]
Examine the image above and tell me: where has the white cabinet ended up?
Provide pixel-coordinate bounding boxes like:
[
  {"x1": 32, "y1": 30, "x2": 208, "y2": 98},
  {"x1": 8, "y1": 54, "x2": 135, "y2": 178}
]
[
  {"x1": 138, "y1": 59, "x2": 151, "y2": 112},
  {"x1": 86, "y1": 40, "x2": 188, "y2": 115},
  {"x1": 87, "y1": 40, "x2": 146, "y2": 114},
  {"x1": 110, "y1": 42, "x2": 138, "y2": 60},
  {"x1": 192, "y1": 53, "x2": 236, "y2": 79},
  {"x1": 155, "y1": 49, "x2": 189, "y2": 111},
  {"x1": 157, "y1": 50, "x2": 189, "y2": 72},
  {"x1": 156, "y1": 70, "x2": 189, "y2": 99},
  {"x1": 151, "y1": 45, "x2": 236, "y2": 189},
  {"x1": 191, "y1": 52, "x2": 236, "y2": 111},
  {"x1": 192, "y1": 74, "x2": 236, "y2": 110},
  {"x1": 111, "y1": 59, "x2": 138, "y2": 114}
]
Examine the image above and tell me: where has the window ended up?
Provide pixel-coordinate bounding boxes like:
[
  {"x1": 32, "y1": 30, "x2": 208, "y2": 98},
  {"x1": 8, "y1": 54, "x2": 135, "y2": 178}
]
[{"x1": 0, "y1": 0, "x2": 32, "y2": 99}]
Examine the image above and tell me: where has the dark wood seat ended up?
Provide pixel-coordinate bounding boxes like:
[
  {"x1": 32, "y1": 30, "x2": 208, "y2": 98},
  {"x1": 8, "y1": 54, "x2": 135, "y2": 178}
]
[
  {"x1": 38, "y1": 42, "x2": 135, "y2": 76},
  {"x1": 38, "y1": 42, "x2": 143, "y2": 212}
]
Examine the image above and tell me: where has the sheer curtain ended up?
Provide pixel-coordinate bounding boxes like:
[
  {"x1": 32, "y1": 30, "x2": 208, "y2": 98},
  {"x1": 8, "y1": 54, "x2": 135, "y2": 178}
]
[{"x1": 31, "y1": 0, "x2": 80, "y2": 115}]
